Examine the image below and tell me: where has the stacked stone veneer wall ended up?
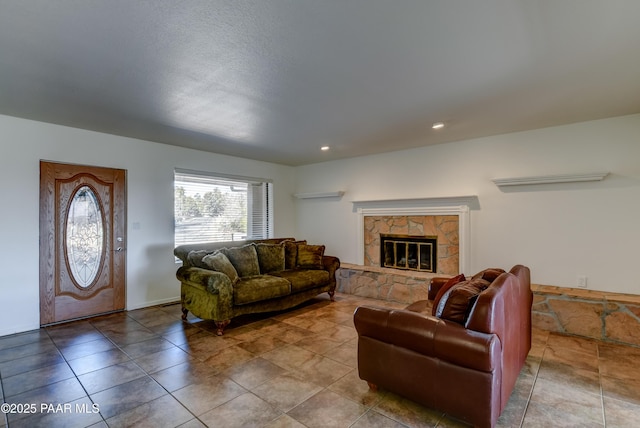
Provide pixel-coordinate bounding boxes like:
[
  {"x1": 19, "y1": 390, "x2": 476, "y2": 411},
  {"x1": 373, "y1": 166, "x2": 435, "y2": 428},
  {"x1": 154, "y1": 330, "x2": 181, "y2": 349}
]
[
  {"x1": 532, "y1": 285, "x2": 640, "y2": 347},
  {"x1": 337, "y1": 263, "x2": 438, "y2": 304},
  {"x1": 338, "y1": 264, "x2": 640, "y2": 348},
  {"x1": 364, "y1": 215, "x2": 459, "y2": 276}
]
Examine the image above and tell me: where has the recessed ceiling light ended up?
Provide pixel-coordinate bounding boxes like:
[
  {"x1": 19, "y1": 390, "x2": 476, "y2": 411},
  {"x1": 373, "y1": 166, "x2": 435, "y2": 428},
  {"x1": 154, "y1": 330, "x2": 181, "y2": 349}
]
[
  {"x1": 432, "y1": 122, "x2": 445, "y2": 130},
  {"x1": 320, "y1": 145, "x2": 330, "y2": 151}
]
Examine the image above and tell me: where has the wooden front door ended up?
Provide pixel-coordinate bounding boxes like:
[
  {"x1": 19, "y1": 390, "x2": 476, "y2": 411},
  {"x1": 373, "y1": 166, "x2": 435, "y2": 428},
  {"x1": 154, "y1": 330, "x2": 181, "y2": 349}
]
[{"x1": 40, "y1": 161, "x2": 126, "y2": 325}]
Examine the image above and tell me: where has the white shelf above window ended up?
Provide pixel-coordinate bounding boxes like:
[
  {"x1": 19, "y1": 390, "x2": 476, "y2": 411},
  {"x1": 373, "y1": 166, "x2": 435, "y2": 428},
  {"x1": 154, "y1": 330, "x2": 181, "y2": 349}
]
[
  {"x1": 492, "y1": 172, "x2": 609, "y2": 187},
  {"x1": 294, "y1": 191, "x2": 345, "y2": 199}
]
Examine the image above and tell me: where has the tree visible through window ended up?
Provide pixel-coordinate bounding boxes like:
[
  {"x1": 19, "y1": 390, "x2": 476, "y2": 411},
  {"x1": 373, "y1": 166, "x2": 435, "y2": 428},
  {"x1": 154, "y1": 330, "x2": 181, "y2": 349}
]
[{"x1": 174, "y1": 169, "x2": 273, "y2": 246}]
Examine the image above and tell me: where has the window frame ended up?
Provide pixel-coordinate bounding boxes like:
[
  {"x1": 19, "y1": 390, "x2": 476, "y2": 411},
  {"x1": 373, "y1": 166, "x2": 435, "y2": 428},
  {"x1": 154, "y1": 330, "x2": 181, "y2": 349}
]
[{"x1": 174, "y1": 168, "x2": 274, "y2": 247}]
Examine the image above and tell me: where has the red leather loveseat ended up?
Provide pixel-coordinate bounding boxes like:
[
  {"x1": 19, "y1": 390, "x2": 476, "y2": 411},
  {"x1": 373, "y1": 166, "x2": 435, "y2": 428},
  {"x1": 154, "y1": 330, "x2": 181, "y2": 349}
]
[{"x1": 353, "y1": 265, "x2": 532, "y2": 427}]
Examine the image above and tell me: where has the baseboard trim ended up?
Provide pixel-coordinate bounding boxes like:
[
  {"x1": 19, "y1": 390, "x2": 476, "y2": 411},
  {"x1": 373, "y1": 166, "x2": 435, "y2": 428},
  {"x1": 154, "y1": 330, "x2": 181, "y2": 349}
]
[{"x1": 127, "y1": 296, "x2": 181, "y2": 311}]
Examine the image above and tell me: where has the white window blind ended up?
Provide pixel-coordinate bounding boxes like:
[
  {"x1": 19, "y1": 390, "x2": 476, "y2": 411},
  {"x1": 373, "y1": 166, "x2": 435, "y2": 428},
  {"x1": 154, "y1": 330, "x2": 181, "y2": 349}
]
[{"x1": 174, "y1": 169, "x2": 273, "y2": 246}]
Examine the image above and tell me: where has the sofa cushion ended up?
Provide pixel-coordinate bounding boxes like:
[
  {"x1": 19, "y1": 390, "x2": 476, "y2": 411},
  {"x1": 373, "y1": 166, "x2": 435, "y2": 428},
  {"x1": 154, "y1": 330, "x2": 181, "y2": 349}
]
[
  {"x1": 202, "y1": 252, "x2": 239, "y2": 284},
  {"x1": 254, "y1": 243, "x2": 286, "y2": 273},
  {"x1": 439, "y1": 278, "x2": 490, "y2": 324},
  {"x1": 187, "y1": 250, "x2": 214, "y2": 269},
  {"x1": 222, "y1": 244, "x2": 260, "y2": 277},
  {"x1": 432, "y1": 273, "x2": 466, "y2": 317},
  {"x1": 270, "y1": 269, "x2": 330, "y2": 293},
  {"x1": 472, "y1": 268, "x2": 506, "y2": 283},
  {"x1": 285, "y1": 240, "x2": 306, "y2": 269},
  {"x1": 233, "y1": 275, "x2": 291, "y2": 305},
  {"x1": 296, "y1": 244, "x2": 325, "y2": 269}
]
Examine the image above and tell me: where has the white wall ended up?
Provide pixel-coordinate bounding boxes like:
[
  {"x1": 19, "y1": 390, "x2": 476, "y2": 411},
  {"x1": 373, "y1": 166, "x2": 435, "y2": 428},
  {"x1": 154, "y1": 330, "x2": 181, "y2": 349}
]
[
  {"x1": 0, "y1": 114, "x2": 295, "y2": 336},
  {"x1": 293, "y1": 114, "x2": 640, "y2": 295}
]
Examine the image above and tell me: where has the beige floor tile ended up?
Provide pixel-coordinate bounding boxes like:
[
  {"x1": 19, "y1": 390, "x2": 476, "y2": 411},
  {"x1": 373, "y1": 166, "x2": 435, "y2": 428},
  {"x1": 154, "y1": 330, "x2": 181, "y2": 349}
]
[
  {"x1": 172, "y1": 374, "x2": 246, "y2": 416},
  {"x1": 603, "y1": 396, "x2": 640, "y2": 427},
  {"x1": 263, "y1": 413, "x2": 308, "y2": 428},
  {"x1": 295, "y1": 353, "x2": 353, "y2": 387},
  {"x1": 202, "y1": 345, "x2": 256, "y2": 372},
  {"x1": 327, "y1": 369, "x2": 385, "y2": 407},
  {"x1": 351, "y1": 409, "x2": 409, "y2": 428},
  {"x1": 78, "y1": 360, "x2": 146, "y2": 394},
  {"x1": 287, "y1": 389, "x2": 368, "y2": 428},
  {"x1": 523, "y1": 376, "x2": 604, "y2": 426},
  {"x1": 66, "y1": 348, "x2": 131, "y2": 376},
  {"x1": 295, "y1": 334, "x2": 343, "y2": 354},
  {"x1": 150, "y1": 359, "x2": 218, "y2": 392},
  {"x1": 178, "y1": 333, "x2": 243, "y2": 355},
  {"x1": 105, "y1": 394, "x2": 193, "y2": 428},
  {"x1": 262, "y1": 344, "x2": 319, "y2": 371},
  {"x1": 199, "y1": 392, "x2": 282, "y2": 428},
  {"x1": 496, "y1": 373, "x2": 534, "y2": 428},
  {"x1": 252, "y1": 371, "x2": 323, "y2": 412},
  {"x1": 89, "y1": 376, "x2": 167, "y2": 420},
  {"x1": 601, "y1": 374, "x2": 640, "y2": 405},
  {"x1": 223, "y1": 357, "x2": 287, "y2": 390},
  {"x1": 373, "y1": 391, "x2": 443, "y2": 428},
  {"x1": 236, "y1": 333, "x2": 289, "y2": 355},
  {"x1": 322, "y1": 337, "x2": 358, "y2": 368},
  {"x1": 546, "y1": 333, "x2": 599, "y2": 355},
  {"x1": 536, "y1": 356, "x2": 601, "y2": 395}
]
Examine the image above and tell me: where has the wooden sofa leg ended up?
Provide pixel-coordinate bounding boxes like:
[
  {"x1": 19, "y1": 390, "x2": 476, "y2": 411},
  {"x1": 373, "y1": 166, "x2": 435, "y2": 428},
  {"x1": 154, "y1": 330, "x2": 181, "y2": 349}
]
[
  {"x1": 329, "y1": 290, "x2": 336, "y2": 302},
  {"x1": 181, "y1": 307, "x2": 189, "y2": 321},
  {"x1": 215, "y1": 320, "x2": 230, "y2": 336},
  {"x1": 367, "y1": 382, "x2": 378, "y2": 392}
]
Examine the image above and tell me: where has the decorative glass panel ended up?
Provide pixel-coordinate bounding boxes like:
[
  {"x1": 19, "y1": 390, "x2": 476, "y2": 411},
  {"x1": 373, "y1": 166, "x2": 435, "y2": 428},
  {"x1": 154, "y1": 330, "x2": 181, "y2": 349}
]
[{"x1": 66, "y1": 186, "x2": 104, "y2": 288}]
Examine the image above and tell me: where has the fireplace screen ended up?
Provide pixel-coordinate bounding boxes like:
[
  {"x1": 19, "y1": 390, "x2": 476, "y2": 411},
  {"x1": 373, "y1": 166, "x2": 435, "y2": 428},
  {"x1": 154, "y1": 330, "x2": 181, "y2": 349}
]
[{"x1": 381, "y1": 234, "x2": 437, "y2": 272}]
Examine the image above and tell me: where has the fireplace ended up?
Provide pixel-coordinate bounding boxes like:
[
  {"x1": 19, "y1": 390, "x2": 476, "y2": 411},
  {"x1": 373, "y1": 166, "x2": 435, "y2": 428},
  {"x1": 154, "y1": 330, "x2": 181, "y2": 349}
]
[{"x1": 380, "y1": 234, "x2": 437, "y2": 273}]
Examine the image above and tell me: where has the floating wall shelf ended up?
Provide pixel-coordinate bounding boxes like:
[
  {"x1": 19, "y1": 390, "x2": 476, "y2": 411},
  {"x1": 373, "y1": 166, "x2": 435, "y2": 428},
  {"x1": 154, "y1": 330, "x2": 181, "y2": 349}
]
[
  {"x1": 492, "y1": 172, "x2": 609, "y2": 187},
  {"x1": 294, "y1": 191, "x2": 345, "y2": 199}
]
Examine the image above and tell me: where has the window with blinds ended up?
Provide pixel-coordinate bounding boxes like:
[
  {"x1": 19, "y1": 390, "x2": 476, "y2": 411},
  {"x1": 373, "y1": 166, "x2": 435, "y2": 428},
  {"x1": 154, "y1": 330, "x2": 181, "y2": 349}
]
[{"x1": 174, "y1": 169, "x2": 273, "y2": 246}]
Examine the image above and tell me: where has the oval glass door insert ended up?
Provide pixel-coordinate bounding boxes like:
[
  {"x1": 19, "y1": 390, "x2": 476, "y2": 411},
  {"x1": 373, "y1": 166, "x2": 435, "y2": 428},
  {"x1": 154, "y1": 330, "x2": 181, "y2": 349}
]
[{"x1": 66, "y1": 185, "x2": 104, "y2": 288}]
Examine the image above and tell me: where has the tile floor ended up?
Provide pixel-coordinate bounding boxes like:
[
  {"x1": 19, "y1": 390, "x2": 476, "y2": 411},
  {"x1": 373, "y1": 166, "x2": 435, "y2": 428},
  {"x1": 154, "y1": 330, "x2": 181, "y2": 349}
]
[{"x1": 1, "y1": 293, "x2": 639, "y2": 427}]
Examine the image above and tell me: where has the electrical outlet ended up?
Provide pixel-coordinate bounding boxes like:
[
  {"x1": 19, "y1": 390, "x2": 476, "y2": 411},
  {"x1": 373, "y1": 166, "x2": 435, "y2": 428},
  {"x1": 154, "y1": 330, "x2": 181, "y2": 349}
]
[{"x1": 577, "y1": 275, "x2": 588, "y2": 288}]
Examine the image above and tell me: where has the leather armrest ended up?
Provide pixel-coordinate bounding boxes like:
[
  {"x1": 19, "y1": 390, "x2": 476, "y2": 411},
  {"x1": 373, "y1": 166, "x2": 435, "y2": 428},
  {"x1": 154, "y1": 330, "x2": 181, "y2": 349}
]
[
  {"x1": 176, "y1": 266, "x2": 233, "y2": 295},
  {"x1": 354, "y1": 305, "x2": 499, "y2": 372}
]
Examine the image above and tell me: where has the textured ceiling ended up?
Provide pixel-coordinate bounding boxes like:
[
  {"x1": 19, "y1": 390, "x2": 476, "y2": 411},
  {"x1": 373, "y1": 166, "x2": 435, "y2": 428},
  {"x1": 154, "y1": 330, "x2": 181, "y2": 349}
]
[{"x1": 1, "y1": 1, "x2": 640, "y2": 165}]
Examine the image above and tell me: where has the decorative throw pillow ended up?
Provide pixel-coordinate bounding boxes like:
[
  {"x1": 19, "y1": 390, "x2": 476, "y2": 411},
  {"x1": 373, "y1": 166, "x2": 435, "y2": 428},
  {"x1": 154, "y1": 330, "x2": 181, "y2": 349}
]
[
  {"x1": 202, "y1": 252, "x2": 239, "y2": 284},
  {"x1": 432, "y1": 273, "x2": 466, "y2": 317},
  {"x1": 187, "y1": 250, "x2": 214, "y2": 269},
  {"x1": 284, "y1": 240, "x2": 306, "y2": 269},
  {"x1": 222, "y1": 244, "x2": 260, "y2": 277},
  {"x1": 472, "y1": 268, "x2": 506, "y2": 283},
  {"x1": 439, "y1": 278, "x2": 490, "y2": 324},
  {"x1": 254, "y1": 243, "x2": 286, "y2": 273},
  {"x1": 296, "y1": 244, "x2": 325, "y2": 269}
]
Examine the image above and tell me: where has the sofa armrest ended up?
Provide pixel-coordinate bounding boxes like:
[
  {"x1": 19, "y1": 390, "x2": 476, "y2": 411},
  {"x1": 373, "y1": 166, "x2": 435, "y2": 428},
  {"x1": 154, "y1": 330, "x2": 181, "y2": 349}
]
[
  {"x1": 322, "y1": 255, "x2": 340, "y2": 276},
  {"x1": 176, "y1": 266, "x2": 233, "y2": 295},
  {"x1": 354, "y1": 305, "x2": 499, "y2": 372}
]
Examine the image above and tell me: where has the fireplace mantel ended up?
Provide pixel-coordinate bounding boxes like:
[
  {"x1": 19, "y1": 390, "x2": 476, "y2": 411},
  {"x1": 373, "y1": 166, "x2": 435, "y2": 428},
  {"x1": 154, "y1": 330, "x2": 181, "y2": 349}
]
[
  {"x1": 352, "y1": 195, "x2": 479, "y2": 211},
  {"x1": 354, "y1": 196, "x2": 477, "y2": 274}
]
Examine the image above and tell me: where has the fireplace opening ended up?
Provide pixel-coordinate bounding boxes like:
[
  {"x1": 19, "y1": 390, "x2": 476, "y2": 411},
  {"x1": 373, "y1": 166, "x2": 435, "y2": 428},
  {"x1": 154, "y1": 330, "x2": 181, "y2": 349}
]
[{"x1": 380, "y1": 234, "x2": 437, "y2": 272}]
